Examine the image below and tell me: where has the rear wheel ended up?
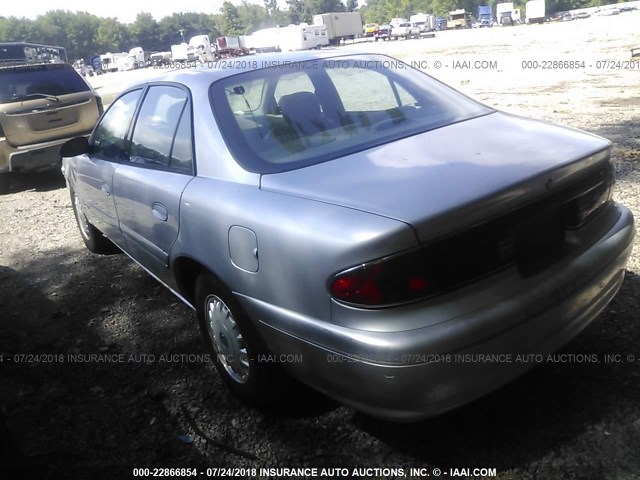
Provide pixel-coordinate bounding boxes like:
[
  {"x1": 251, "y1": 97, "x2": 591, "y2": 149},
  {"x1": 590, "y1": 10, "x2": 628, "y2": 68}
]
[
  {"x1": 70, "y1": 188, "x2": 120, "y2": 254},
  {"x1": 196, "y1": 273, "x2": 291, "y2": 406}
]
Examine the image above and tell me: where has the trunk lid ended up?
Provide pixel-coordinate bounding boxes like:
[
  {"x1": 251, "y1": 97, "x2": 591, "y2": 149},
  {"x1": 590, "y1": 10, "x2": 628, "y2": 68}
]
[{"x1": 260, "y1": 112, "x2": 611, "y2": 243}]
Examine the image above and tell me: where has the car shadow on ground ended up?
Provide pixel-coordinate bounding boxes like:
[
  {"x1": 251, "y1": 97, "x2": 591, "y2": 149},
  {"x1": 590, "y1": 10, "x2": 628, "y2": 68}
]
[
  {"x1": 2, "y1": 169, "x2": 66, "y2": 195},
  {"x1": 589, "y1": 114, "x2": 640, "y2": 184},
  {"x1": 0, "y1": 253, "x2": 218, "y2": 476},
  {"x1": 353, "y1": 271, "x2": 640, "y2": 471},
  {"x1": 0, "y1": 247, "x2": 343, "y2": 474}
]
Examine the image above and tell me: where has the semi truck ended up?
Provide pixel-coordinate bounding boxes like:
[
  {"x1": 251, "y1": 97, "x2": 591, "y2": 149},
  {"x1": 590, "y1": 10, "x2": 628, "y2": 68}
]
[
  {"x1": 526, "y1": 0, "x2": 546, "y2": 23},
  {"x1": 312, "y1": 12, "x2": 363, "y2": 45},
  {"x1": 496, "y1": 2, "x2": 515, "y2": 25},
  {"x1": 478, "y1": 5, "x2": 493, "y2": 26}
]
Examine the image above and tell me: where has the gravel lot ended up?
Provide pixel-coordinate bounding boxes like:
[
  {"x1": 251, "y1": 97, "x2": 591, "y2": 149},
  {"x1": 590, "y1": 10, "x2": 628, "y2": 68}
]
[{"x1": 1, "y1": 13, "x2": 640, "y2": 480}]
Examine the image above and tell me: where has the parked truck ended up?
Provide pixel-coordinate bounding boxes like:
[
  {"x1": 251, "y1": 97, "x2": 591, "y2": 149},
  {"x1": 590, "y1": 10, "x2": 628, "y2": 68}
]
[
  {"x1": 447, "y1": 9, "x2": 472, "y2": 29},
  {"x1": 410, "y1": 13, "x2": 436, "y2": 32},
  {"x1": 526, "y1": 0, "x2": 546, "y2": 23},
  {"x1": 390, "y1": 22, "x2": 420, "y2": 40},
  {"x1": 190, "y1": 35, "x2": 216, "y2": 62},
  {"x1": 312, "y1": 12, "x2": 363, "y2": 45},
  {"x1": 477, "y1": 5, "x2": 493, "y2": 26},
  {"x1": 496, "y1": 2, "x2": 515, "y2": 25}
]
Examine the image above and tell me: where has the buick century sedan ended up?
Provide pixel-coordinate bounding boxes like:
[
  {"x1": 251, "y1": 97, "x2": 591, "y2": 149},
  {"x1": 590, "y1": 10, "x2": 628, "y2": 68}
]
[{"x1": 61, "y1": 52, "x2": 634, "y2": 421}]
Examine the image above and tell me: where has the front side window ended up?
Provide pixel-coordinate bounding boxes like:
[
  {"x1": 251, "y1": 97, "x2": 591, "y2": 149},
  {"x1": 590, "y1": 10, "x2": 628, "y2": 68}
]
[
  {"x1": 128, "y1": 86, "x2": 189, "y2": 170},
  {"x1": 91, "y1": 89, "x2": 142, "y2": 161},
  {"x1": 210, "y1": 54, "x2": 492, "y2": 174}
]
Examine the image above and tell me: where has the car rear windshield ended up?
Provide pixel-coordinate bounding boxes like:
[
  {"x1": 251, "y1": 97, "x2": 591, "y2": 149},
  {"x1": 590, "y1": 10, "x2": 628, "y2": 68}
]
[
  {"x1": 0, "y1": 64, "x2": 90, "y2": 104},
  {"x1": 210, "y1": 54, "x2": 492, "y2": 174}
]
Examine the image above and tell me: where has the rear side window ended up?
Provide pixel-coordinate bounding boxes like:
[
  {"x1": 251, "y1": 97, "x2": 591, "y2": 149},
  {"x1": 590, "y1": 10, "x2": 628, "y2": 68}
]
[
  {"x1": 91, "y1": 89, "x2": 142, "y2": 161},
  {"x1": 128, "y1": 86, "x2": 192, "y2": 173},
  {"x1": 0, "y1": 65, "x2": 90, "y2": 104}
]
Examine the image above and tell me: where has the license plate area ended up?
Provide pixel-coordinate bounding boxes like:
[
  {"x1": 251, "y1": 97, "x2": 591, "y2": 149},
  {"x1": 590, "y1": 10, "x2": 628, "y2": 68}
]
[{"x1": 515, "y1": 209, "x2": 566, "y2": 277}]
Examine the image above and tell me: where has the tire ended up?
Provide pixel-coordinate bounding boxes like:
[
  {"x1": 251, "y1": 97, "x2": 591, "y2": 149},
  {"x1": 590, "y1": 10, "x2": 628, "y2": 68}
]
[
  {"x1": 195, "y1": 273, "x2": 290, "y2": 406},
  {"x1": 70, "y1": 188, "x2": 120, "y2": 254},
  {"x1": 0, "y1": 173, "x2": 10, "y2": 195}
]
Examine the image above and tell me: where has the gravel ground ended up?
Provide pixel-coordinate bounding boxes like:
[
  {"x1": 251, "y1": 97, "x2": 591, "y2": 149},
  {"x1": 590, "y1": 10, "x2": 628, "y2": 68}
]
[{"x1": 1, "y1": 14, "x2": 640, "y2": 480}]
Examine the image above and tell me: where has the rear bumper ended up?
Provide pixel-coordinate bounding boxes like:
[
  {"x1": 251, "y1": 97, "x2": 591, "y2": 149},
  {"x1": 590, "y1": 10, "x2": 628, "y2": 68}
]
[
  {"x1": 0, "y1": 133, "x2": 91, "y2": 174},
  {"x1": 239, "y1": 203, "x2": 635, "y2": 421}
]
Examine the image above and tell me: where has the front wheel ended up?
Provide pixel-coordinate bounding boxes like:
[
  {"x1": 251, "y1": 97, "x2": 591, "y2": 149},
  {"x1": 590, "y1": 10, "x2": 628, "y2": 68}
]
[{"x1": 70, "y1": 188, "x2": 120, "y2": 254}]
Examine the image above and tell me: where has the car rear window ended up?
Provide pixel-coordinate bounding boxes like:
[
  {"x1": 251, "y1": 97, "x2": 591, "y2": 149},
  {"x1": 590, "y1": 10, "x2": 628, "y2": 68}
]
[
  {"x1": 0, "y1": 64, "x2": 90, "y2": 104},
  {"x1": 209, "y1": 54, "x2": 492, "y2": 174}
]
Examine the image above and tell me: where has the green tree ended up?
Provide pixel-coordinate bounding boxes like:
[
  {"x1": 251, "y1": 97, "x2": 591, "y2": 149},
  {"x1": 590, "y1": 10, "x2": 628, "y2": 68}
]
[
  {"x1": 219, "y1": 1, "x2": 245, "y2": 35},
  {"x1": 130, "y1": 13, "x2": 162, "y2": 51},
  {"x1": 96, "y1": 17, "x2": 130, "y2": 52}
]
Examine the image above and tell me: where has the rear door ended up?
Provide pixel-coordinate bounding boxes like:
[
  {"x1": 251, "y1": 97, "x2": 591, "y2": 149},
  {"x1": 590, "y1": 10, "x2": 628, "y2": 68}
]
[
  {"x1": 73, "y1": 89, "x2": 143, "y2": 247},
  {"x1": 0, "y1": 64, "x2": 100, "y2": 147},
  {"x1": 112, "y1": 84, "x2": 194, "y2": 283}
]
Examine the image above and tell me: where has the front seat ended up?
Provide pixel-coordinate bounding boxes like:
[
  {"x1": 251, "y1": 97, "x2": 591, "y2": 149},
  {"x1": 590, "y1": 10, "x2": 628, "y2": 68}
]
[{"x1": 278, "y1": 91, "x2": 326, "y2": 136}]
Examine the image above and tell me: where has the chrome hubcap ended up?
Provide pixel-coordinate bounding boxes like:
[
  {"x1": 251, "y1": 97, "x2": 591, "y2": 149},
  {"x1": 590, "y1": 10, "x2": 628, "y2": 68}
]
[
  {"x1": 205, "y1": 294, "x2": 249, "y2": 384},
  {"x1": 74, "y1": 194, "x2": 91, "y2": 240}
]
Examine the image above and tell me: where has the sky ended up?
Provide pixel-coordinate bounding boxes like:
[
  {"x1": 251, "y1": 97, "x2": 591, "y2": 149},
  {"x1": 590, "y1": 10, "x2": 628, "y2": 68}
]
[{"x1": 2, "y1": 0, "x2": 251, "y2": 24}]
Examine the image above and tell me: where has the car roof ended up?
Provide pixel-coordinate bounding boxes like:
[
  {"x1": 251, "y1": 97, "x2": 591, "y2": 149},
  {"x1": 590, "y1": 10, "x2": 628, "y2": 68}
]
[{"x1": 137, "y1": 50, "x2": 381, "y2": 87}]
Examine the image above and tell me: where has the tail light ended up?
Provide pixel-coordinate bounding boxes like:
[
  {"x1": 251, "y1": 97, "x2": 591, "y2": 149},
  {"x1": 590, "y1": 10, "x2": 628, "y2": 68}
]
[
  {"x1": 330, "y1": 250, "x2": 436, "y2": 307},
  {"x1": 330, "y1": 158, "x2": 615, "y2": 308}
]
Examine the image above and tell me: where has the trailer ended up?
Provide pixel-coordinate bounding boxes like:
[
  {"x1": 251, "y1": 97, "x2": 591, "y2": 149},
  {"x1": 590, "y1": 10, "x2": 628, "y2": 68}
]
[
  {"x1": 526, "y1": 0, "x2": 546, "y2": 23},
  {"x1": 149, "y1": 51, "x2": 171, "y2": 66},
  {"x1": 99, "y1": 52, "x2": 127, "y2": 72},
  {"x1": 312, "y1": 12, "x2": 363, "y2": 45},
  {"x1": 245, "y1": 28, "x2": 281, "y2": 53},
  {"x1": 278, "y1": 24, "x2": 329, "y2": 51},
  {"x1": 171, "y1": 43, "x2": 196, "y2": 63}
]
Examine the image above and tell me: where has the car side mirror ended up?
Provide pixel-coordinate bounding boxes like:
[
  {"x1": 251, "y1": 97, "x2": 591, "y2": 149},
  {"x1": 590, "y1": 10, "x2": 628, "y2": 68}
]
[{"x1": 60, "y1": 137, "x2": 90, "y2": 157}]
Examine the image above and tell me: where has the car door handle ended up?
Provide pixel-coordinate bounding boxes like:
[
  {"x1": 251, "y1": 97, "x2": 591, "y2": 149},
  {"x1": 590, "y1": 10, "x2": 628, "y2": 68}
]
[
  {"x1": 101, "y1": 184, "x2": 111, "y2": 196},
  {"x1": 152, "y1": 203, "x2": 168, "y2": 222}
]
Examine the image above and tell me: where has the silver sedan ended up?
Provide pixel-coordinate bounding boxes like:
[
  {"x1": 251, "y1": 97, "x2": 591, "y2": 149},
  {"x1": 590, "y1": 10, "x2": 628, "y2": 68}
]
[{"x1": 61, "y1": 52, "x2": 635, "y2": 421}]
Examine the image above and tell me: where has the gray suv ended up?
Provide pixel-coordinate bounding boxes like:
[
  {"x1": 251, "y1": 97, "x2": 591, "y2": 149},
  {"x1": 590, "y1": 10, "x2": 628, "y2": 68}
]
[{"x1": 0, "y1": 43, "x2": 103, "y2": 193}]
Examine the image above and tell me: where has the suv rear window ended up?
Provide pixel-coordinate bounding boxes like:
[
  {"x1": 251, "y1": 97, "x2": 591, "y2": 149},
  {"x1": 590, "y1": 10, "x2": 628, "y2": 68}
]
[{"x1": 0, "y1": 64, "x2": 90, "y2": 104}]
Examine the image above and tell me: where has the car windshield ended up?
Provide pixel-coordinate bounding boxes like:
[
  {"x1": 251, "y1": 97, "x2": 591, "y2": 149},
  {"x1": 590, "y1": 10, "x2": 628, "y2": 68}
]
[
  {"x1": 210, "y1": 54, "x2": 492, "y2": 174},
  {"x1": 0, "y1": 64, "x2": 90, "y2": 104}
]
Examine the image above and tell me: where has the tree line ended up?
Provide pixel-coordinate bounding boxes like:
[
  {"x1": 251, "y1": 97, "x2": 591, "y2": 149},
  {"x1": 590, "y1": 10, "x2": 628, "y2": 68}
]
[{"x1": 0, "y1": 0, "x2": 628, "y2": 61}]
